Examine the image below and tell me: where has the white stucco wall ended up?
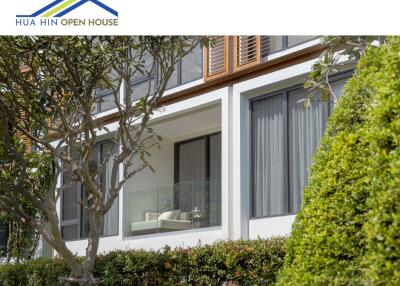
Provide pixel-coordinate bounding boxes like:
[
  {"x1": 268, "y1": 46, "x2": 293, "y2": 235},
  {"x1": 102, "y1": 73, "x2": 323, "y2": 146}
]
[{"x1": 249, "y1": 215, "x2": 296, "y2": 239}]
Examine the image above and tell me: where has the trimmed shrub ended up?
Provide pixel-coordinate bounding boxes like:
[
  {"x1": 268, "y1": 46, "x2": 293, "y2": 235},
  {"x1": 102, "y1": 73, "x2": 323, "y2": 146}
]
[
  {"x1": 0, "y1": 237, "x2": 286, "y2": 286},
  {"x1": 0, "y1": 258, "x2": 68, "y2": 286},
  {"x1": 277, "y1": 37, "x2": 400, "y2": 285},
  {"x1": 276, "y1": 42, "x2": 387, "y2": 285},
  {"x1": 363, "y1": 37, "x2": 400, "y2": 285}
]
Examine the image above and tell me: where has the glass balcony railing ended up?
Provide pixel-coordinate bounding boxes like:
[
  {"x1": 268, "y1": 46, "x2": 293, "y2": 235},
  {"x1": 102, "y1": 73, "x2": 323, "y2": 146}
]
[{"x1": 124, "y1": 177, "x2": 221, "y2": 237}]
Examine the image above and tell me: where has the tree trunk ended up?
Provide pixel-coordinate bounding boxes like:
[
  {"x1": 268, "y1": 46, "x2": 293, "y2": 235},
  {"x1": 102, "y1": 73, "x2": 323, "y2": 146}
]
[
  {"x1": 27, "y1": 229, "x2": 40, "y2": 260},
  {"x1": 5, "y1": 220, "x2": 13, "y2": 264},
  {"x1": 82, "y1": 212, "x2": 102, "y2": 282}
]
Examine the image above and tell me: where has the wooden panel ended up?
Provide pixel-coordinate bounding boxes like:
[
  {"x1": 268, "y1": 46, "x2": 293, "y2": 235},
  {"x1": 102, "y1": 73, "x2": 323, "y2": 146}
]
[
  {"x1": 204, "y1": 36, "x2": 230, "y2": 81},
  {"x1": 234, "y1": 36, "x2": 261, "y2": 71},
  {"x1": 15, "y1": 130, "x2": 32, "y2": 153}
]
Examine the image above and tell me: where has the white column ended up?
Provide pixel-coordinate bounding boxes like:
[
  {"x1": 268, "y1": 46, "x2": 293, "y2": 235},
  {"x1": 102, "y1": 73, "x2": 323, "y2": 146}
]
[
  {"x1": 231, "y1": 87, "x2": 250, "y2": 240},
  {"x1": 221, "y1": 86, "x2": 232, "y2": 240}
]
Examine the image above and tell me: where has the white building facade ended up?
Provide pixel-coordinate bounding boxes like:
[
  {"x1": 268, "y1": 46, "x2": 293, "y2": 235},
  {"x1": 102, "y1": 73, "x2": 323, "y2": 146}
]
[{"x1": 56, "y1": 36, "x2": 354, "y2": 256}]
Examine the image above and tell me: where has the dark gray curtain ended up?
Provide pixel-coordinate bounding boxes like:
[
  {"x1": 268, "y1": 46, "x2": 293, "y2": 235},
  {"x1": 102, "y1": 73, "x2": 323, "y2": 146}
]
[
  {"x1": 178, "y1": 138, "x2": 206, "y2": 214},
  {"x1": 252, "y1": 95, "x2": 286, "y2": 217},
  {"x1": 209, "y1": 134, "x2": 221, "y2": 226}
]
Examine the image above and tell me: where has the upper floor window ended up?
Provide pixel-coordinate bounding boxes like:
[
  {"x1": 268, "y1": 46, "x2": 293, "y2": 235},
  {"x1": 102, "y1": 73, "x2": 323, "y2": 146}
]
[
  {"x1": 261, "y1": 36, "x2": 317, "y2": 57},
  {"x1": 92, "y1": 69, "x2": 120, "y2": 115},
  {"x1": 251, "y1": 73, "x2": 349, "y2": 218},
  {"x1": 92, "y1": 89, "x2": 117, "y2": 115},
  {"x1": 130, "y1": 52, "x2": 157, "y2": 102},
  {"x1": 166, "y1": 45, "x2": 203, "y2": 89}
]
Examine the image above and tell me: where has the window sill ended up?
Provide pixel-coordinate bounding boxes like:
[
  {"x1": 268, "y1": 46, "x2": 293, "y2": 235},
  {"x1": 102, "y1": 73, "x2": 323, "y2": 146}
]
[
  {"x1": 123, "y1": 225, "x2": 222, "y2": 241},
  {"x1": 163, "y1": 78, "x2": 204, "y2": 97},
  {"x1": 250, "y1": 213, "x2": 297, "y2": 220}
]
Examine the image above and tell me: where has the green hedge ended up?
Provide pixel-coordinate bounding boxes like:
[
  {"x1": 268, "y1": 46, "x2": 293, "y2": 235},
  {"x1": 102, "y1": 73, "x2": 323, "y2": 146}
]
[
  {"x1": 363, "y1": 37, "x2": 400, "y2": 285},
  {"x1": 0, "y1": 237, "x2": 286, "y2": 286},
  {"x1": 277, "y1": 38, "x2": 400, "y2": 285}
]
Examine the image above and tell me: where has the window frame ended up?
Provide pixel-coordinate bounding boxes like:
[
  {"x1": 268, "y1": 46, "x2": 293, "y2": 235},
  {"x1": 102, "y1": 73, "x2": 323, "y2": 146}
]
[{"x1": 249, "y1": 70, "x2": 353, "y2": 219}]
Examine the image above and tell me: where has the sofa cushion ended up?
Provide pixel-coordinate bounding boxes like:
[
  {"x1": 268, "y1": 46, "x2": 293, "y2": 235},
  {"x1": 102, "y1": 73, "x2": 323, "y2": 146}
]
[
  {"x1": 158, "y1": 210, "x2": 180, "y2": 220},
  {"x1": 178, "y1": 211, "x2": 190, "y2": 221}
]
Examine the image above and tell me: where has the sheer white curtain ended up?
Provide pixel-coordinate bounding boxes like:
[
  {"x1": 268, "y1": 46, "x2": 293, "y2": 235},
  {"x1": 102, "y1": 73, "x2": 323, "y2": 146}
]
[
  {"x1": 288, "y1": 89, "x2": 329, "y2": 212},
  {"x1": 288, "y1": 78, "x2": 347, "y2": 212},
  {"x1": 252, "y1": 95, "x2": 286, "y2": 217},
  {"x1": 252, "y1": 78, "x2": 348, "y2": 217}
]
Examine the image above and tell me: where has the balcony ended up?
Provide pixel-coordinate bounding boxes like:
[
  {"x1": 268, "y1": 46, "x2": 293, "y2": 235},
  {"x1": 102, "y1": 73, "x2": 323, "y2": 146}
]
[{"x1": 124, "y1": 177, "x2": 221, "y2": 237}]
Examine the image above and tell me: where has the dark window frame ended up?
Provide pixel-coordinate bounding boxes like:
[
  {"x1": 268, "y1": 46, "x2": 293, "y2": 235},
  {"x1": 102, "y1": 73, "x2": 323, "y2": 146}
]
[{"x1": 249, "y1": 70, "x2": 353, "y2": 219}]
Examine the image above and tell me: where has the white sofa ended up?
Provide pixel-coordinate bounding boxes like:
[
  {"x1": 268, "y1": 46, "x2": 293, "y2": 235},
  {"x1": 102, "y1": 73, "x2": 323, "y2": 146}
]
[{"x1": 131, "y1": 210, "x2": 192, "y2": 235}]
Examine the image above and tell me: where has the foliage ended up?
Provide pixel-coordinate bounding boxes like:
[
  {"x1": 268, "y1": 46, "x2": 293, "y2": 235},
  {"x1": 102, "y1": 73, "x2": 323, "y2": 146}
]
[
  {"x1": 363, "y1": 36, "x2": 400, "y2": 285},
  {"x1": 0, "y1": 238, "x2": 286, "y2": 286},
  {"x1": 0, "y1": 258, "x2": 68, "y2": 286},
  {"x1": 0, "y1": 115, "x2": 53, "y2": 261},
  {"x1": 276, "y1": 39, "x2": 388, "y2": 285},
  {"x1": 304, "y1": 36, "x2": 381, "y2": 105}
]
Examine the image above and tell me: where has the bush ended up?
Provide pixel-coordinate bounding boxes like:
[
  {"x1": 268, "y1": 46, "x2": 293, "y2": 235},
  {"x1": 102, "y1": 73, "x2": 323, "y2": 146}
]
[
  {"x1": 363, "y1": 37, "x2": 400, "y2": 285},
  {"x1": 0, "y1": 258, "x2": 69, "y2": 286},
  {"x1": 277, "y1": 37, "x2": 400, "y2": 285},
  {"x1": 276, "y1": 41, "x2": 387, "y2": 285},
  {"x1": 0, "y1": 237, "x2": 286, "y2": 286}
]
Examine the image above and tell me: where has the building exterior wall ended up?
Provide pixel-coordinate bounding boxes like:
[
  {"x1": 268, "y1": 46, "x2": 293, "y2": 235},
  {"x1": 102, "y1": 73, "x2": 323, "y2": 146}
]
[{"x1": 56, "y1": 38, "x2": 354, "y2": 255}]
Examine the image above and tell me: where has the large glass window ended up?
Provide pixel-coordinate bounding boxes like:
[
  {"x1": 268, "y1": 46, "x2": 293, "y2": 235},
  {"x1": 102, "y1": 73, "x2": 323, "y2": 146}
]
[
  {"x1": 130, "y1": 52, "x2": 156, "y2": 102},
  {"x1": 92, "y1": 69, "x2": 120, "y2": 114},
  {"x1": 251, "y1": 74, "x2": 349, "y2": 217},
  {"x1": 124, "y1": 133, "x2": 221, "y2": 237},
  {"x1": 60, "y1": 141, "x2": 119, "y2": 240}
]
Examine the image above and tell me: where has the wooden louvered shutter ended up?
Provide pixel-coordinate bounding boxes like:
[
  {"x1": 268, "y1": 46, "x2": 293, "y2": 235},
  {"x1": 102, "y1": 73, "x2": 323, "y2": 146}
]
[
  {"x1": 233, "y1": 36, "x2": 261, "y2": 71},
  {"x1": 15, "y1": 130, "x2": 32, "y2": 153},
  {"x1": 204, "y1": 36, "x2": 230, "y2": 81}
]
